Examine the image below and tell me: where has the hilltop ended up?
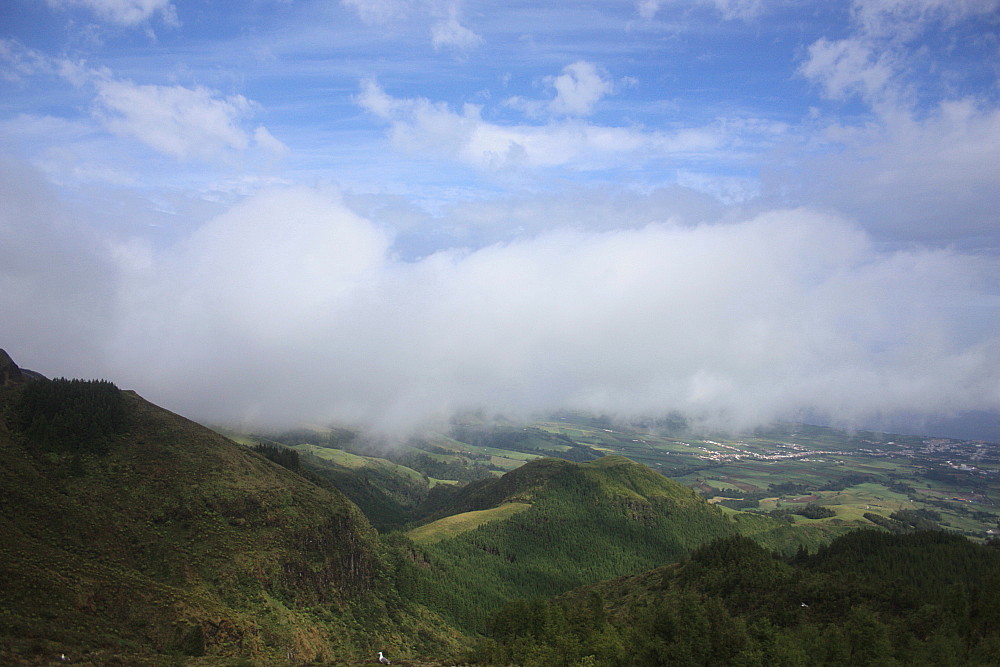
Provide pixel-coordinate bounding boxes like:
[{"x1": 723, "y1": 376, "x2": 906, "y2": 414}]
[{"x1": 391, "y1": 455, "x2": 816, "y2": 633}]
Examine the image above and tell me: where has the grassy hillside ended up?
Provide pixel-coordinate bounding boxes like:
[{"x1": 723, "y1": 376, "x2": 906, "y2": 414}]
[
  {"x1": 392, "y1": 455, "x2": 816, "y2": 633},
  {"x1": 408, "y1": 503, "x2": 532, "y2": 545},
  {"x1": 0, "y1": 378, "x2": 459, "y2": 664}
]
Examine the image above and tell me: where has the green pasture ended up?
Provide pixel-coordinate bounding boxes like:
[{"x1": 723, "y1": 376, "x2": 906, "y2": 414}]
[
  {"x1": 699, "y1": 478, "x2": 750, "y2": 494},
  {"x1": 294, "y1": 444, "x2": 426, "y2": 482},
  {"x1": 422, "y1": 434, "x2": 476, "y2": 452},
  {"x1": 462, "y1": 443, "x2": 540, "y2": 461},
  {"x1": 407, "y1": 502, "x2": 532, "y2": 545},
  {"x1": 428, "y1": 477, "x2": 461, "y2": 489},
  {"x1": 534, "y1": 422, "x2": 588, "y2": 438},
  {"x1": 222, "y1": 432, "x2": 257, "y2": 446},
  {"x1": 294, "y1": 443, "x2": 368, "y2": 467},
  {"x1": 417, "y1": 449, "x2": 466, "y2": 463},
  {"x1": 490, "y1": 455, "x2": 528, "y2": 470}
]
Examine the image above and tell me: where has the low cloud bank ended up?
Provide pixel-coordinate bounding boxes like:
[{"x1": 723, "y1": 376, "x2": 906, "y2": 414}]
[
  {"x1": 2, "y1": 174, "x2": 996, "y2": 437},
  {"x1": 89, "y1": 186, "x2": 999, "y2": 436}
]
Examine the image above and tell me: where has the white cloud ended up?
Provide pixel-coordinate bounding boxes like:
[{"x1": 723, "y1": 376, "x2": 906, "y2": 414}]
[
  {"x1": 340, "y1": 0, "x2": 482, "y2": 51},
  {"x1": 851, "y1": 0, "x2": 999, "y2": 41},
  {"x1": 92, "y1": 77, "x2": 283, "y2": 161},
  {"x1": 637, "y1": 0, "x2": 661, "y2": 19},
  {"x1": 637, "y1": 0, "x2": 766, "y2": 20},
  {"x1": 506, "y1": 62, "x2": 614, "y2": 118},
  {"x1": 430, "y1": 16, "x2": 483, "y2": 51},
  {"x1": 794, "y1": 0, "x2": 1000, "y2": 245},
  {"x1": 1, "y1": 42, "x2": 282, "y2": 166},
  {"x1": 46, "y1": 0, "x2": 179, "y2": 27},
  {"x1": 799, "y1": 37, "x2": 898, "y2": 102},
  {"x1": 3, "y1": 173, "x2": 996, "y2": 434},
  {"x1": 253, "y1": 125, "x2": 290, "y2": 155},
  {"x1": 800, "y1": 0, "x2": 998, "y2": 105},
  {"x1": 340, "y1": 0, "x2": 413, "y2": 24},
  {"x1": 92, "y1": 187, "x2": 1000, "y2": 434},
  {"x1": 0, "y1": 157, "x2": 118, "y2": 375},
  {"x1": 0, "y1": 40, "x2": 56, "y2": 81},
  {"x1": 358, "y1": 80, "x2": 783, "y2": 170},
  {"x1": 793, "y1": 98, "x2": 1000, "y2": 244},
  {"x1": 546, "y1": 61, "x2": 614, "y2": 117}
]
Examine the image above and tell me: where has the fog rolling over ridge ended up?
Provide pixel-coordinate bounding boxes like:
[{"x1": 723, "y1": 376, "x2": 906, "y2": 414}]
[
  {"x1": 6, "y1": 182, "x2": 998, "y2": 438},
  {"x1": 1, "y1": 1, "x2": 999, "y2": 439}
]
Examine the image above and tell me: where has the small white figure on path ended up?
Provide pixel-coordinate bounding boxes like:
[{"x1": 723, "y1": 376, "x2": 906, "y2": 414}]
[{"x1": 378, "y1": 650, "x2": 391, "y2": 664}]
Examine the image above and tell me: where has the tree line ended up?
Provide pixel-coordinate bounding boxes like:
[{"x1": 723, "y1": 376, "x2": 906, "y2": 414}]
[{"x1": 13, "y1": 378, "x2": 126, "y2": 454}]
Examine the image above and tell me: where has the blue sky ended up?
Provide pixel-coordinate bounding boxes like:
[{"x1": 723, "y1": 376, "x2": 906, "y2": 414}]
[{"x1": 2, "y1": 0, "x2": 999, "y2": 438}]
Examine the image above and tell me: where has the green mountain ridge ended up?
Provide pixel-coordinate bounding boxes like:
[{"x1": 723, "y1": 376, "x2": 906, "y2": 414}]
[
  {"x1": 0, "y1": 371, "x2": 459, "y2": 664},
  {"x1": 391, "y1": 454, "x2": 822, "y2": 633},
  {"x1": 413, "y1": 455, "x2": 720, "y2": 527}
]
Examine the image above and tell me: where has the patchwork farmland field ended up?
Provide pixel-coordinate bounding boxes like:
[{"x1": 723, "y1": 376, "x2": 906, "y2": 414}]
[{"x1": 249, "y1": 414, "x2": 1000, "y2": 539}]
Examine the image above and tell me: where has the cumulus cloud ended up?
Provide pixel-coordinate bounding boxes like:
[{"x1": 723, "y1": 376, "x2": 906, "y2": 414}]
[
  {"x1": 47, "y1": 186, "x2": 983, "y2": 434},
  {"x1": 547, "y1": 62, "x2": 613, "y2": 116},
  {"x1": 430, "y1": 16, "x2": 483, "y2": 51},
  {"x1": 800, "y1": 0, "x2": 998, "y2": 106},
  {"x1": 790, "y1": 99, "x2": 1000, "y2": 245},
  {"x1": 507, "y1": 62, "x2": 614, "y2": 118},
  {"x1": 46, "y1": 0, "x2": 179, "y2": 27},
  {"x1": 799, "y1": 38, "x2": 898, "y2": 102},
  {"x1": 1, "y1": 41, "x2": 284, "y2": 165},
  {"x1": 91, "y1": 78, "x2": 286, "y2": 161},
  {"x1": 791, "y1": 0, "x2": 1000, "y2": 248},
  {"x1": 357, "y1": 80, "x2": 783, "y2": 170}
]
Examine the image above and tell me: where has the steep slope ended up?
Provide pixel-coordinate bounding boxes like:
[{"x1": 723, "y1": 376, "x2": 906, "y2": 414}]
[
  {"x1": 0, "y1": 372, "x2": 458, "y2": 664},
  {"x1": 395, "y1": 456, "x2": 755, "y2": 632}
]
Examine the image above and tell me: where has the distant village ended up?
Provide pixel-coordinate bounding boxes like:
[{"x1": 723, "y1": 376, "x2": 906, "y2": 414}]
[{"x1": 684, "y1": 435, "x2": 999, "y2": 474}]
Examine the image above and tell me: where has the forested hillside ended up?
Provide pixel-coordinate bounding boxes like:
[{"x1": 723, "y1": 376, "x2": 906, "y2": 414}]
[
  {"x1": 0, "y1": 371, "x2": 459, "y2": 664},
  {"x1": 478, "y1": 531, "x2": 1000, "y2": 666},
  {"x1": 389, "y1": 456, "x2": 818, "y2": 633},
  {"x1": 4, "y1": 351, "x2": 998, "y2": 666}
]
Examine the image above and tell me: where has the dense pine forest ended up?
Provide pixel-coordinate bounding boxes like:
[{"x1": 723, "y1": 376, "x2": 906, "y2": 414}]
[{"x1": 477, "y1": 532, "x2": 1000, "y2": 666}]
